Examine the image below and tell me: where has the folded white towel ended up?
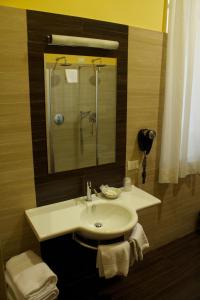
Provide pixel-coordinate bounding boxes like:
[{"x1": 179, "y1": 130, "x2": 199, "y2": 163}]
[
  {"x1": 129, "y1": 223, "x2": 149, "y2": 261},
  {"x1": 5, "y1": 270, "x2": 59, "y2": 300},
  {"x1": 96, "y1": 241, "x2": 130, "y2": 279},
  {"x1": 65, "y1": 69, "x2": 78, "y2": 83},
  {"x1": 6, "y1": 280, "x2": 18, "y2": 300},
  {"x1": 5, "y1": 271, "x2": 25, "y2": 300},
  {"x1": 6, "y1": 289, "x2": 16, "y2": 300},
  {"x1": 6, "y1": 250, "x2": 59, "y2": 300}
]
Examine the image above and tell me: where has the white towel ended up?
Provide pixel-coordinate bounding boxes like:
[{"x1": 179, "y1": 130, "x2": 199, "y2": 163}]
[
  {"x1": 6, "y1": 279, "x2": 18, "y2": 300},
  {"x1": 5, "y1": 271, "x2": 59, "y2": 300},
  {"x1": 129, "y1": 239, "x2": 137, "y2": 266},
  {"x1": 6, "y1": 250, "x2": 59, "y2": 300},
  {"x1": 6, "y1": 288, "x2": 17, "y2": 300},
  {"x1": 5, "y1": 271, "x2": 25, "y2": 300},
  {"x1": 96, "y1": 241, "x2": 130, "y2": 279},
  {"x1": 129, "y1": 223, "x2": 149, "y2": 261},
  {"x1": 65, "y1": 69, "x2": 78, "y2": 83}
]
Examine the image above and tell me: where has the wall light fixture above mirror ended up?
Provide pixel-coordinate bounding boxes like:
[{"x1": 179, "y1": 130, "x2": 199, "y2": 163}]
[{"x1": 47, "y1": 34, "x2": 119, "y2": 50}]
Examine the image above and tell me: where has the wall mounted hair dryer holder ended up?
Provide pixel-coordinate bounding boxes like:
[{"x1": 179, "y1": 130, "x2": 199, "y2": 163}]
[{"x1": 137, "y1": 129, "x2": 156, "y2": 184}]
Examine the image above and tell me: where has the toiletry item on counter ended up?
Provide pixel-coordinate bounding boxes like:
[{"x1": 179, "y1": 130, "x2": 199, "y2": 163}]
[
  {"x1": 100, "y1": 185, "x2": 121, "y2": 199},
  {"x1": 123, "y1": 177, "x2": 132, "y2": 191},
  {"x1": 5, "y1": 250, "x2": 59, "y2": 300}
]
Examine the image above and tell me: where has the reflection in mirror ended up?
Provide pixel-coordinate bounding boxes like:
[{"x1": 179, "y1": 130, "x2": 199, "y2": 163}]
[{"x1": 44, "y1": 54, "x2": 117, "y2": 173}]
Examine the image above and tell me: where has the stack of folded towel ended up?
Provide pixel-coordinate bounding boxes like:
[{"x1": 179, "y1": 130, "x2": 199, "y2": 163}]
[
  {"x1": 5, "y1": 250, "x2": 59, "y2": 300},
  {"x1": 96, "y1": 223, "x2": 149, "y2": 279}
]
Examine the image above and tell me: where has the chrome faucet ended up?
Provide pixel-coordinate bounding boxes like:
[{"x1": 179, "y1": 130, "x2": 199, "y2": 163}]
[{"x1": 86, "y1": 181, "x2": 92, "y2": 201}]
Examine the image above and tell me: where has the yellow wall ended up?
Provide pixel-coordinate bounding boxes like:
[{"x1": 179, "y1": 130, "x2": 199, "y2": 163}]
[{"x1": 0, "y1": 0, "x2": 166, "y2": 32}]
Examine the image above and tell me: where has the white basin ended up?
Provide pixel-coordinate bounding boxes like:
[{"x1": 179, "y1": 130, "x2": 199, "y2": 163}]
[
  {"x1": 78, "y1": 202, "x2": 138, "y2": 240},
  {"x1": 25, "y1": 186, "x2": 161, "y2": 242}
]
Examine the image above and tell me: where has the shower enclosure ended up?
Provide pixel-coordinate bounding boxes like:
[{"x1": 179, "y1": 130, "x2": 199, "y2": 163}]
[{"x1": 44, "y1": 54, "x2": 117, "y2": 173}]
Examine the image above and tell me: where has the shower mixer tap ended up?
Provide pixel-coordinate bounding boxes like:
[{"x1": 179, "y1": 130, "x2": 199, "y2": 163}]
[{"x1": 80, "y1": 111, "x2": 91, "y2": 120}]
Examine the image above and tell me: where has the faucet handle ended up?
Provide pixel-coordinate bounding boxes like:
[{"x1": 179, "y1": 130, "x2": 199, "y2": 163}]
[
  {"x1": 86, "y1": 180, "x2": 92, "y2": 201},
  {"x1": 87, "y1": 181, "x2": 91, "y2": 188},
  {"x1": 93, "y1": 188, "x2": 98, "y2": 197}
]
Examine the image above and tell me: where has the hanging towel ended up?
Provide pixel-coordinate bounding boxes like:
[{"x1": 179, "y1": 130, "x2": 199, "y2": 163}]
[
  {"x1": 129, "y1": 239, "x2": 138, "y2": 266},
  {"x1": 129, "y1": 223, "x2": 149, "y2": 261},
  {"x1": 96, "y1": 241, "x2": 130, "y2": 279},
  {"x1": 6, "y1": 250, "x2": 59, "y2": 300},
  {"x1": 65, "y1": 69, "x2": 78, "y2": 83}
]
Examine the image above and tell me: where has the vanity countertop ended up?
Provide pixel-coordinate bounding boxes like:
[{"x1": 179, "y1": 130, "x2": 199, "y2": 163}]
[{"x1": 25, "y1": 185, "x2": 161, "y2": 242}]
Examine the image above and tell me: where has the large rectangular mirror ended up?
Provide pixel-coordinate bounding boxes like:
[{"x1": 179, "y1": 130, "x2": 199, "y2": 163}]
[
  {"x1": 44, "y1": 53, "x2": 117, "y2": 173},
  {"x1": 27, "y1": 11, "x2": 128, "y2": 205}
]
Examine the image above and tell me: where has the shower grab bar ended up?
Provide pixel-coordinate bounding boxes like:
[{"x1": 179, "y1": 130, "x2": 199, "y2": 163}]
[
  {"x1": 95, "y1": 68, "x2": 99, "y2": 165},
  {"x1": 73, "y1": 233, "x2": 98, "y2": 250},
  {"x1": 46, "y1": 68, "x2": 55, "y2": 173}
]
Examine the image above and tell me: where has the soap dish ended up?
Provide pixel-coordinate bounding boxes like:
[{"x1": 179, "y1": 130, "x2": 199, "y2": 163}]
[{"x1": 100, "y1": 185, "x2": 121, "y2": 199}]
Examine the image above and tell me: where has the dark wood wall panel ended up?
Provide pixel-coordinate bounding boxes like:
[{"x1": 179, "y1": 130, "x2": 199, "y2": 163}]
[{"x1": 27, "y1": 10, "x2": 128, "y2": 206}]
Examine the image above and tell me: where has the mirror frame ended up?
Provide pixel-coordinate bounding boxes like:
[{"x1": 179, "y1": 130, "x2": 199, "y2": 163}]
[{"x1": 27, "y1": 10, "x2": 128, "y2": 206}]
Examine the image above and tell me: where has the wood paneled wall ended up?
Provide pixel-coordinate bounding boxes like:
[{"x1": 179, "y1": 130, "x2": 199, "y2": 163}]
[
  {"x1": 0, "y1": 7, "x2": 200, "y2": 298},
  {"x1": 0, "y1": 6, "x2": 39, "y2": 300},
  {"x1": 127, "y1": 27, "x2": 200, "y2": 250}
]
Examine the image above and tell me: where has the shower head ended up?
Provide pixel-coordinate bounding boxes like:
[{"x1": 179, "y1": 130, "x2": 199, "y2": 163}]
[
  {"x1": 53, "y1": 56, "x2": 71, "y2": 70},
  {"x1": 92, "y1": 57, "x2": 102, "y2": 64},
  {"x1": 60, "y1": 63, "x2": 71, "y2": 67},
  {"x1": 91, "y1": 58, "x2": 106, "y2": 71},
  {"x1": 95, "y1": 64, "x2": 106, "y2": 68},
  {"x1": 91, "y1": 58, "x2": 106, "y2": 67}
]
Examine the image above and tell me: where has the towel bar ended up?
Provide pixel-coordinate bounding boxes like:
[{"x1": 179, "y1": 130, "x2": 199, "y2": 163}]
[
  {"x1": 73, "y1": 233, "x2": 130, "y2": 251},
  {"x1": 73, "y1": 233, "x2": 98, "y2": 250}
]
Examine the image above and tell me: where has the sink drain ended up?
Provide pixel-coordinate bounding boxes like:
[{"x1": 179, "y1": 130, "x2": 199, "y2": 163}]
[{"x1": 94, "y1": 222, "x2": 103, "y2": 228}]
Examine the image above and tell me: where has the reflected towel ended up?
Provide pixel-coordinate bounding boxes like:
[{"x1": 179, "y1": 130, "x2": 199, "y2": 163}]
[
  {"x1": 6, "y1": 250, "x2": 58, "y2": 300},
  {"x1": 96, "y1": 241, "x2": 130, "y2": 279},
  {"x1": 129, "y1": 223, "x2": 149, "y2": 261},
  {"x1": 65, "y1": 69, "x2": 78, "y2": 83}
]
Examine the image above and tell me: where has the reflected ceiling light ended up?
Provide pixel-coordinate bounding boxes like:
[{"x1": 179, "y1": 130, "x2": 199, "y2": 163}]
[{"x1": 47, "y1": 34, "x2": 119, "y2": 50}]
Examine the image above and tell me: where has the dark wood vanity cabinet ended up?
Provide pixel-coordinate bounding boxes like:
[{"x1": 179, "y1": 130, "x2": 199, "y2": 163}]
[{"x1": 40, "y1": 235, "x2": 107, "y2": 299}]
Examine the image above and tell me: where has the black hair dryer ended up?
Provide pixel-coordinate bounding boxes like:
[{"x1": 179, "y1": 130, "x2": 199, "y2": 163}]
[{"x1": 137, "y1": 129, "x2": 156, "y2": 184}]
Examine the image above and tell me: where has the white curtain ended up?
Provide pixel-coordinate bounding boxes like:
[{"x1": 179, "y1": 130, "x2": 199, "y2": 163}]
[{"x1": 159, "y1": 0, "x2": 200, "y2": 183}]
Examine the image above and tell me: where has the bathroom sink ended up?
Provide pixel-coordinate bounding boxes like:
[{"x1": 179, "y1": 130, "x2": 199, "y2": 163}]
[
  {"x1": 25, "y1": 186, "x2": 161, "y2": 242},
  {"x1": 78, "y1": 202, "x2": 138, "y2": 240}
]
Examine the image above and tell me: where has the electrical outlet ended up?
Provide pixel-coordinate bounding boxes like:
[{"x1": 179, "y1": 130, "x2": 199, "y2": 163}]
[{"x1": 128, "y1": 160, "x2": 139, "y2": 170}]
